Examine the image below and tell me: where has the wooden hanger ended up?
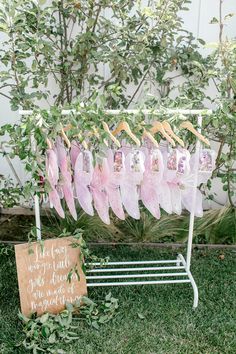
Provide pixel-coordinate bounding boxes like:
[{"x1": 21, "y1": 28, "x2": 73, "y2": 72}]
[
  {"x1": 77, "y1": 133, "x2": 88, "y2": 150},
  {"x1": 142, "y1": 129, "x2": 159, "y2": 148},
  {"x1": 102, "y1": 122, "x2": 121, "y2": 147},
  {"x1": 150, "y1": 121, "x2": 175, "y2": 146},
  {"x1": 112, "y1": 121, "x2": 141, "y2": 147},
  {"x1": 179, "y1": 121, "x2": 210, "y2": 146},
  {"x1": 46, "y1": 138, "x2": 53, "y2": 150},
  {"x1": 162, "y1": 120, "x2": 184, "y2": 147},
  {"x1": 60, "y1": 123, "x2": 71, "y2": 148},
  {"x1": 62, "y1": 123, "x2": 89, "y2": 149},
  {"x1": 63, "y1": 123, "x2": 72, "y2": 132}
]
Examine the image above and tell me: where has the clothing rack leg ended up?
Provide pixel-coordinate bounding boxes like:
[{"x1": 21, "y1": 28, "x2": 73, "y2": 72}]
[
  {"x1": 34, "y1": 194, "x2": 42, "y2": 241},
  {"x1": 186, "y1": 115, "x2": 202, "y2": 272},
  {"x1": 178, "y1": 254, "x2": 198, "y2": 308},
  {"x1": 30, "y1": 132, "x2": 42, "y2": 241}
]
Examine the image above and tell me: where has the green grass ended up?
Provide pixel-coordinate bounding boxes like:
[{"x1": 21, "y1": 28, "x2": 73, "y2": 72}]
[{"x1": 0, "y1": 245, "x2": 236, "y2": 354}]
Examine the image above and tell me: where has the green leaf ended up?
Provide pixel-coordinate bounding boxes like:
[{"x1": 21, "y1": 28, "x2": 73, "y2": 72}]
[
  {"x1": 66, "y1": 303, "x2": 74, "y2": 312},
  {"x1": 48, "y1": 332, "x2": 56, "y2": 344},
  {"x1": 18, "y1": 311, "x2": 30, "y2": 323},
  {"x1": 224, "y1": 13, "x2": 234, "y2": 21},
  {"x1": 91, "y1": 321, "x2": 99, "y2": 330},
  {"x1": 105, "y1": 292, "x2": 112, "y2": 301},
  {"x1": 137, "y1": 313, "x2": 145, "y2": 320},
  {"x1": 41, "y1": 325, "x2": 50, "y2": 338},
  {"x1": 40, "y1": 313, "x2": 49, "y2": 324},
  {"x1": 197, "y1": 38, "x2": 206, "y2": 45},
  {"x1": 210, "y1": 17, "x2": 218, "y2": 24}
]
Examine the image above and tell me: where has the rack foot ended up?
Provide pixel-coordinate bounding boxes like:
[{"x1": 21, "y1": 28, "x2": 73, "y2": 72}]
[{"x1": 177, "y1": 254, "x2": 199, "y2": 309}]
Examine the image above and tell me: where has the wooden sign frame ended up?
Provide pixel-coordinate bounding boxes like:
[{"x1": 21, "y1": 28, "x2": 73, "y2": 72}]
[{"x1": 15, "y1": 237, "x2": 87, "y2": 317}]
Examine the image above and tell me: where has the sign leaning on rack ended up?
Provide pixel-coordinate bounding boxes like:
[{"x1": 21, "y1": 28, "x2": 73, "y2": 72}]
[
  {"x1": 15, "y1": 237, "x2": 87, "y2": 316},
  {"x1": 15, "y1": 108, "x2": 214, "y2": 315}
]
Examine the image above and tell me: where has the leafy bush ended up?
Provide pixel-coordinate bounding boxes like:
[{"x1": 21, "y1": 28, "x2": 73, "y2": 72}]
[
  {"x1": 0, "y1": 176, "x2": 22, "y2": 208},
  {"x1": 18, "y1": 293, "x2": 119, "y2": 354}
]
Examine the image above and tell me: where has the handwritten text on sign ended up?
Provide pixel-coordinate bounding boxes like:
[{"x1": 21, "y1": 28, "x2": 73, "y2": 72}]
[{"x1": 15, "y1": 237, "x2": 87, "y2": 316}]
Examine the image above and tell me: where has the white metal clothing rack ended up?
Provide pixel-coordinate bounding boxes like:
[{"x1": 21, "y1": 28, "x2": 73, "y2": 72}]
[{"x1": 19, "y1": 108, "x2": 212, "y2": 309}]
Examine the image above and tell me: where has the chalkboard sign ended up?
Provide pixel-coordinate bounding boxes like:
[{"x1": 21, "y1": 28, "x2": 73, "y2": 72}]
[{"x1": 15, "y1": 237, "x2": 87, "y2": 317}]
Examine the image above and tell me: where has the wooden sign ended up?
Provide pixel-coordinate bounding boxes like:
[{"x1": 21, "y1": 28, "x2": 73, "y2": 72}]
[{"x1": 15, "y1": 237, "x2": 87, "y2": 317}]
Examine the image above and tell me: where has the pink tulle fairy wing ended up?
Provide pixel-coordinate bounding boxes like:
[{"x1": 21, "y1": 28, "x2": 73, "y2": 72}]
[
  {"x1": 92, "y1": 188, "x2": 110, "y2": 224},
  {"x1": 182, "y1": 187, "x2": 203, "y2": 217},
  {"x1": 62, "y1": 181, "x2": 77, "y2": 220},
  {"x1": 70, "y1": 140, "x2": 80, "y2": 170},
  {"x1": 55, "y1": 138, "x2": 77, "y2": 220},
  {"x1": 119, "y1": 151, "x2": 145, "y2": 220},
  {"x1": 140, "y1": 150, "x2": 162, "y2": 219},
  {"x1": 169, "y1": 183, "x2": 182, "y2": 215},
  {"x1": 56, "y1": 184, "x2": 64, "y2": 199},
  {"x1": 55, "y1": 137, "x2": 68, "y2": 171},
  {"x1": 91, "y1": 164, "x2": 110, "y2": 224},
  {"x1": 140, "y1": 179, "x2": 160, "y2": 219},
  {"x1": 48, "y1": 189, "x2": 65, "y2": 219},
  {"x1": 46, "y1": 149, "x2": 65, "y2": 218},
  {"x1": 102, "y1": 158, "x2": 125, "y2": 220},
  {"x1": 76, "y1": 184, "x2": 94, "y2": 216},
  {"x1": 46, "y1": 149, "x2": 59, "y2": 187},
  {"x1": 106, "y1": 185, "x2": 125, "y2": 220},
  {"x1": 120, "y1": 178, "x2": 140, "y2": 220},
  {"x1": 74, "y1": 152, "x2": 94, "y2": 216},
  {"x1": 158, "y1": 181, "x2": 172, "y2": 214}
]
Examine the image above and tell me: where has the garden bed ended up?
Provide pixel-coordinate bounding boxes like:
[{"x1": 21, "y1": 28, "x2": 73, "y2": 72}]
[{"x1": 0, "y1": 207, "x2": 235, "y2": 245}]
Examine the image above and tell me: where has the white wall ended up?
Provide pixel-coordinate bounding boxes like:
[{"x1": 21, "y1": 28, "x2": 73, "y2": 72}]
[{"x1": 0, "y1": 0, "x2": 235, "y2": 206}]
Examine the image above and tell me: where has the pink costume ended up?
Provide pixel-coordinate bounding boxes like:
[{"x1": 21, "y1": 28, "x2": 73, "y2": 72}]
[
  {"x1": 70, "y1": 140, "x2": 81, "y2": 170},
  {"x1": 74, "y1": 150, "x2": 94, "y2": 216},
  {"x1": 55, "y1": 138, "x2": 77, "y2": 220},
  {"x1": 163, "y1": 147, "x2": 191, "y2": 215},
  {"x1": 104, "y1": 150, "x2": 125, "y2": 220},
  {"x1": 157, "y1": 143, "x2": 172, "y2": 214},
  {"x1": 120, "y1": 149, "x2": 145, "y2": 219},
  {"x1": 90, "y1": 160, "x2": 110, "y2": 225},
  {"x1": 181, "y1": 148, "x2": 216, "y2": 217},
  {"x1": 140, "y1": 148, "x2": 164, "y2": 219},
  {"x1": 45, "y1": 148, "x2": 65, "y2": 218}
]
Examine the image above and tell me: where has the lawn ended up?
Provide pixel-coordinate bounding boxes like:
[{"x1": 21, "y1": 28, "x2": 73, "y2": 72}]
[{"x1": 0, "y1": 244, "x2": 235, "y2": 354}]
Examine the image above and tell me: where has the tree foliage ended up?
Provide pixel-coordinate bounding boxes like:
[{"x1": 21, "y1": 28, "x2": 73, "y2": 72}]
[{"x1": 0, "y1": 0, "x2": 235, "y2": 208}]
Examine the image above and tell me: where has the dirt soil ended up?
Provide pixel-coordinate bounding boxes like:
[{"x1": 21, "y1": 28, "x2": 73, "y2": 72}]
[{"x1": 0, "y1": 215, "x2": 35, "y2": 242}]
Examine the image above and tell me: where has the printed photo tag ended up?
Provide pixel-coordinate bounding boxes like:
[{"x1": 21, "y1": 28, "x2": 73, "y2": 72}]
[
  {"x1": 199, "y1": 150, "x2": 214, "y2": 172},
  {"x1": 113, "y1": 151, "x2": 124, "y2": 172},
  {"x1": 167, "y1": 149, "x2": 177, "y2": 171},
  {"x1": 130, "y1": 150, "x2": 144, "y2": 172},
  {"x1": 150, "y1": 150, "x2": 159, "y2": 172},
  {"x1": 83, "y1": 151, "x2": 91, "y2": 173}
]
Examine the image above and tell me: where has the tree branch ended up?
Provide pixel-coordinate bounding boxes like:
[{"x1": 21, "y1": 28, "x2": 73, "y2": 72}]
[
  {"x1": 127, "y1": 61, "x2": 154, "y2": 108},
  {"x1": 0, "y1": 92, "x2": 11, "y2": 100}
]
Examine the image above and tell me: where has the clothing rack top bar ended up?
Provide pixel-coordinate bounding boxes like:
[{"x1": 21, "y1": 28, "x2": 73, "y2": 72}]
[{"x1": 19, "y1": 109, "x2": 213, "y2": 116}]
